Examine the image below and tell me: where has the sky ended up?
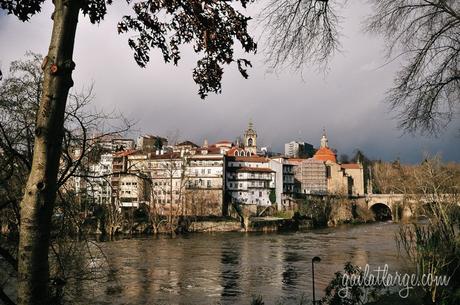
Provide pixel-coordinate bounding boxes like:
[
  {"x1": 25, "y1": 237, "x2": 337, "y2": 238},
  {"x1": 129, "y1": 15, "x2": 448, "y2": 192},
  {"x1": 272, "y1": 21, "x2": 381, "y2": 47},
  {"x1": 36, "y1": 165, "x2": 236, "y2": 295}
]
[{"x1": 1, "y1": 0, "x2": 459, "y2": 163}]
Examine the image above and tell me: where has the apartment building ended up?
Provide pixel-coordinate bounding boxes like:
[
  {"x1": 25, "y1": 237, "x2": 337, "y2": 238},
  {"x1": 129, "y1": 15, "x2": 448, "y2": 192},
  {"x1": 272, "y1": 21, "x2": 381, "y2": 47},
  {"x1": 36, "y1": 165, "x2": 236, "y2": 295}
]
[{"x1": 226, "y1": 156, "x2": 276, "y2": 206}]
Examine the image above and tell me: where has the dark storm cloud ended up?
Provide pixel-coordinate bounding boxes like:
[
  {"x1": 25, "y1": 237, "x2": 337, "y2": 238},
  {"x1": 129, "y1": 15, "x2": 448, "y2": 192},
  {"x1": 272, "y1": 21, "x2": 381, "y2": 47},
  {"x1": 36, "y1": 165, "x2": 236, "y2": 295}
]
[{"x1": 1, "y1": 1, "x2": 458, "y2": 163}]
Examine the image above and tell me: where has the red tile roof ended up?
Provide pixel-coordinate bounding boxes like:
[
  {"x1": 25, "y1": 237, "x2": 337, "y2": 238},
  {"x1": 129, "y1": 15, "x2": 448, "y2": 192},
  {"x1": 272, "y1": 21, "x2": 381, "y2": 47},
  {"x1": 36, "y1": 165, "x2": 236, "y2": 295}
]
[
  {"x1": 341, "y1": 163, "x2": 362, "y2": 169},
  {"x1": 313, "y1": 147, "x2": 337, "y2": 163}
]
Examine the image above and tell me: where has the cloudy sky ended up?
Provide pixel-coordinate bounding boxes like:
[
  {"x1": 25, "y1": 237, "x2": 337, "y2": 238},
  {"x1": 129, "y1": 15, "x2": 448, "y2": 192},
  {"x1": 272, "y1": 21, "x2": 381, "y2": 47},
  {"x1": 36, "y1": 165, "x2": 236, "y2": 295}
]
[{"x1": 1, "y1": 0, "x2": 459, "y2": 163}]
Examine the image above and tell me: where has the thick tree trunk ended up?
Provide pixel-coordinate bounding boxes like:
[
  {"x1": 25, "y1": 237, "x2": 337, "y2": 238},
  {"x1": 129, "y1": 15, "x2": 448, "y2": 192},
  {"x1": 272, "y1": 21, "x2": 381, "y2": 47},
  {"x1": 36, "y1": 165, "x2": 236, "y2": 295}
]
[{"x1": 17, "y1": 1, "x2": 80, "y2": 304}]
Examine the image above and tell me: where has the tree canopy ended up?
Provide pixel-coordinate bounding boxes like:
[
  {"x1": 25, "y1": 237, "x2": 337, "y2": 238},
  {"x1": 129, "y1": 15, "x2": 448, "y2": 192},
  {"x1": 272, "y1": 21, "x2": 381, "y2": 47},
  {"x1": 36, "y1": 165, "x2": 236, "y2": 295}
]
[{"x1": 1, "y1": 0, "x2": 257, "y2": 98}]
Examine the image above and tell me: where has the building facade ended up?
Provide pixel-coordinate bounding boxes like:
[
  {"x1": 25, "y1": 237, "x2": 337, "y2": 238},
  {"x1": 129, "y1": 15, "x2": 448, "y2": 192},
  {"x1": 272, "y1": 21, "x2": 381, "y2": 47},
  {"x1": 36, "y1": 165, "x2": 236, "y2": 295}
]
[
  {"x1": 291, "y1": 158, "x2": 328, "y2": 195},
  {"x1": 185, "y1": 153, "x2": 226, "y2": 215},
  {"x1": 74, "y1": 153, "x2": 114, "y2": 206},
  {"x1": 285, "y1": 141, "x2": 314, "y2": 158},
  {"x1": 226, "y1": 156, "x2": 276, "y2": 206},
  {"x1": 269, "y1": 157, "x2": 296, "y2": 209}
]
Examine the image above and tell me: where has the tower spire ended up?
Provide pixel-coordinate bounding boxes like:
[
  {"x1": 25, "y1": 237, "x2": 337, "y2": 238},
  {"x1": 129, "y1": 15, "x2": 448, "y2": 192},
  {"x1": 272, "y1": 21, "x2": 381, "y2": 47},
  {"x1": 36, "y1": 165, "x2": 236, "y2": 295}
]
[
  {"x1": 248, "y1": 118, "x2": 253, "y2": 130},
  {"x1": 320, "y1": 128, "x2": 328, "y2": 148}
]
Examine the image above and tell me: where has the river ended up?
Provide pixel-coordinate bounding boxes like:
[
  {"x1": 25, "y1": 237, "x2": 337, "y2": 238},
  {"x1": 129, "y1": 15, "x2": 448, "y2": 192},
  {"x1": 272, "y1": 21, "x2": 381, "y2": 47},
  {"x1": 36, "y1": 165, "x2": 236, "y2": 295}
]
[{"x1": 77, "y1": 222, "x2": 410, "y2": 305}]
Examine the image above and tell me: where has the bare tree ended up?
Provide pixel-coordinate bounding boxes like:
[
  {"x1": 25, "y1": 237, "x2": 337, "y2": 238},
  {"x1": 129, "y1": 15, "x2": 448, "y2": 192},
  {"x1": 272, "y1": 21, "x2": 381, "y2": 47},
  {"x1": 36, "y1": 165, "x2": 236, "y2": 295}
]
[
  {"x1": 0, "y1": 53, "x2": 131, "y2": 305},
  {"x1": 371, "y1": 160, "x2": 416, "y2": 194},
  {"x1": 397, "y1": 156, "x2": 460, "y2": 304},
  {"x1": 259, "y1": 0, "x2": 341, "y2": 71},
  {"x1": 366, "y1": 0, "x2": 460, "y2": 134}
]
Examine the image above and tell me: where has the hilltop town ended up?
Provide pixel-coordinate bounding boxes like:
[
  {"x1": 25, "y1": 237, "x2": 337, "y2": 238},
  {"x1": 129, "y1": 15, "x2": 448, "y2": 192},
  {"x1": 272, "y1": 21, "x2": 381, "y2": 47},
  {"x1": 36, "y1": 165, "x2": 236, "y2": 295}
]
[{"x1": 73, "y1": 121, "x2": 372, "y2": 223}]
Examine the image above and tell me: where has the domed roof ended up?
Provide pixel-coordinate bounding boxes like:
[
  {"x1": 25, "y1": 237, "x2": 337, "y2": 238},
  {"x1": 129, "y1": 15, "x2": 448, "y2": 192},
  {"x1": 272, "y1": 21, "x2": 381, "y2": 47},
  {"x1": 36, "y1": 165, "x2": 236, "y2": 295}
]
[
  {"x1": 313, "y1": 146, "x2": 337, "y2": 162},
  {"x1": 313, "y1": 128, "x2": 336, "y2": 162}
]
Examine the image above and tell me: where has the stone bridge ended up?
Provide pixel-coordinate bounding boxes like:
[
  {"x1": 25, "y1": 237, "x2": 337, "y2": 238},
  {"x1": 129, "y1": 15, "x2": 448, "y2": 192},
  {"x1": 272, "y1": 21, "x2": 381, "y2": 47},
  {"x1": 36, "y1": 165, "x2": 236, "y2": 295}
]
[
  {"x1": 362, "y1": 193, "x2": 456, "y2": 221},
  {"x1": 357, "y1": 194, "x2": 406, "y2": 221}
]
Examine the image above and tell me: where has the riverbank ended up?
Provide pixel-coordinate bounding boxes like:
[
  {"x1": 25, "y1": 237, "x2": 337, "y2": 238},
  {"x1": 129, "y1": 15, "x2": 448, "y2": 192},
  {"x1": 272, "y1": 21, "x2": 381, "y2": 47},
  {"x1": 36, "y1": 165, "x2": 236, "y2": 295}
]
[{"x1": 98, "y1": 212, "x2": 374, "y2": 237}]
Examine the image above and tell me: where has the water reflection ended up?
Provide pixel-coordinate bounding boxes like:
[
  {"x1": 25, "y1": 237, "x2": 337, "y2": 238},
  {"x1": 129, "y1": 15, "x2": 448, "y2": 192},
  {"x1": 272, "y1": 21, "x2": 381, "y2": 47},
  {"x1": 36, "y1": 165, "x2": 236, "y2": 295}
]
[
  {"x1": 220, "y1": 239, "x2": 241, "y2": 299},
  {"x1": 77, "y1": 222, "x2": 405, "y2": 305},
  {"x1": 282, "y1": 251, "x2": 301, "y2": 289}
]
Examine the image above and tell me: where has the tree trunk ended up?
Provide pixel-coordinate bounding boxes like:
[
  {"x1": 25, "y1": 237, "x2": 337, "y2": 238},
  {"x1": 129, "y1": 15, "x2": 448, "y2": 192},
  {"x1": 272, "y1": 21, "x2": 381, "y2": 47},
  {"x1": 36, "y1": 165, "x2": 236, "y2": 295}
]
[{"x1": 17, "y1": 1, "x2": 80, "y2": 304}]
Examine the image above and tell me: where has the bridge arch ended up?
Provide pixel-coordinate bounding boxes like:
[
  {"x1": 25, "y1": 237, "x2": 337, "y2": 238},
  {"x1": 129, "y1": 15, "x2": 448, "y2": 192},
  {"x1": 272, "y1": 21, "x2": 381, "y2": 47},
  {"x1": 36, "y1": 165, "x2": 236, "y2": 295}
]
[{"x1": 369, "y1": 202, "x2": 392, "y2": 221}]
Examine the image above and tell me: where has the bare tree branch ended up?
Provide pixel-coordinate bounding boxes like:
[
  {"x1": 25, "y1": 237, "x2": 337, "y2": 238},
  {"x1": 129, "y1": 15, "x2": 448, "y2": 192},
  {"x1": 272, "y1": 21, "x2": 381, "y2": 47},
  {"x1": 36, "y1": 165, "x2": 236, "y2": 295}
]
[
  {"x1": 366, "y1": 0, "x2": 460, "y2": 134},
  {"x1": 259, "y1": 0, "x2": 342, "y2": 72}
]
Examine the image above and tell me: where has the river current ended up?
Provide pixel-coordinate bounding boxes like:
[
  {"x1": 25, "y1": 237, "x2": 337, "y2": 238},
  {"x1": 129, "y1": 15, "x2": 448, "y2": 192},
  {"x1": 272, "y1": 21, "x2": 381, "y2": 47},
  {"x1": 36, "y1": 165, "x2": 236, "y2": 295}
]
[{"x1": 77, "y1": 222, "x2": 408, "y2": 305}]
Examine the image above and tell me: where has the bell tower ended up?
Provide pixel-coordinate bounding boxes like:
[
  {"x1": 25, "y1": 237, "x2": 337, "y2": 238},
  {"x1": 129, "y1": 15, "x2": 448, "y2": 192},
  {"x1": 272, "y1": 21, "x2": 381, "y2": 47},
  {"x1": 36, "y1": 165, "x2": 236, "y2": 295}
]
[{"x1": 244, "y1": 119, "x2": 257, "y2": 155}]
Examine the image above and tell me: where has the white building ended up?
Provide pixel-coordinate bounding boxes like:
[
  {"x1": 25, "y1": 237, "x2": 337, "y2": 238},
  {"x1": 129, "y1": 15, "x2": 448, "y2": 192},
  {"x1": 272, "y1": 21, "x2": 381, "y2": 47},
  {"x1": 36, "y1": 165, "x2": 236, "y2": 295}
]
[
  {"x1": 112, "y1": 138, "x2": 135, "y2": 151},
  {"x1": 185, "y1": 152, "x2": 226, "y2": 215},
  {"x1": 269, "y1": 157, "x2": 296, "y2": 210},
  {"x1": 74, "y1": 153, "x2": 113, "y2": 205},
  {"x1": 117, "y1": 174, "x2": 148, "y2": 209},
  {"x1": 111, "y1": 150, "x2": 148, "y2": 210},
  {"x1": 285, "y1": 141, "x2": 314, "y2": 158},
  {"x1": 226, "y1": 156, "x2": 275, "y2": 206}
]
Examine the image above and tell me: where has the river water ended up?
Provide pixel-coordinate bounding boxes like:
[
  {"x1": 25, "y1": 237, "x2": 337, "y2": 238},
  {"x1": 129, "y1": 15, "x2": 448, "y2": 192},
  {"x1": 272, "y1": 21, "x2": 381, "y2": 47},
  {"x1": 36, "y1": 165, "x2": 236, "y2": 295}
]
[{"x1": 78, "y1": 222, "x2": 409, "y2": 305}]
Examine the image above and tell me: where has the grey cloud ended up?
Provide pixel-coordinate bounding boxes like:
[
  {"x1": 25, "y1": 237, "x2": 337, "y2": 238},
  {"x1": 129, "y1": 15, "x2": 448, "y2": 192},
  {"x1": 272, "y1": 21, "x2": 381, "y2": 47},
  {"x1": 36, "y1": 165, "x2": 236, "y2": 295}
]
[{"x1": 0, "y1": 0, "x2": 458, "y2": 163}]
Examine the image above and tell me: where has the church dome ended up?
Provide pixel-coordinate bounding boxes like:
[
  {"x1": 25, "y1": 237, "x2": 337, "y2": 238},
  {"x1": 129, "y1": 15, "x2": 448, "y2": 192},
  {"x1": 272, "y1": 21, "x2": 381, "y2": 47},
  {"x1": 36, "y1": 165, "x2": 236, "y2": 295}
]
[
  {"x1": 313, "y1": 128, "x2": 336, "y2": 162},
  {"x1": 313, "y1": 147, "x2": 337, "y2": 162}
]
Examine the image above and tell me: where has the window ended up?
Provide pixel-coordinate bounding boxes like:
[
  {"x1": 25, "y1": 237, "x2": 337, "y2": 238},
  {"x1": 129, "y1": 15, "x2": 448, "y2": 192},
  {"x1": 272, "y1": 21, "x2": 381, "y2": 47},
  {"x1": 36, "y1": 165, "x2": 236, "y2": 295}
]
[
  {"x1": 201, "y1": 169, "x2": 205, "y2": 175},
  {"x1": 207, "y1": 169, "x2": 211, "y2": 174},
  {"x1": 259, "y1": 191, "x2": 262, "y2": 197},
  {"x1": 207, "y1": 180, "x2": 211, "y2": 187}
]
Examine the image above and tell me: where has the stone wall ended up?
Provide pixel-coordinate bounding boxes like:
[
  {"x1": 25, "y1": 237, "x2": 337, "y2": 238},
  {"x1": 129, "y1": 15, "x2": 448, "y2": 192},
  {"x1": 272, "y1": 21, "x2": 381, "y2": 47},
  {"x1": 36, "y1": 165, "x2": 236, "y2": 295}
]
[{"x1": 188, "y1": 220, "x2": 242, "y2": 232}]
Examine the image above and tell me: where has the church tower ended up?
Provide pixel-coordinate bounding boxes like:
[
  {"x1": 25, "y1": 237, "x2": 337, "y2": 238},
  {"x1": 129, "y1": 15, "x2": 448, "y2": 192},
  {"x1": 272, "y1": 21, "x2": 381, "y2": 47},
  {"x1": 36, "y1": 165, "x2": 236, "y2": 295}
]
[{"x1": 244, "y1": 119, "x2": 257, "y2": 155}]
